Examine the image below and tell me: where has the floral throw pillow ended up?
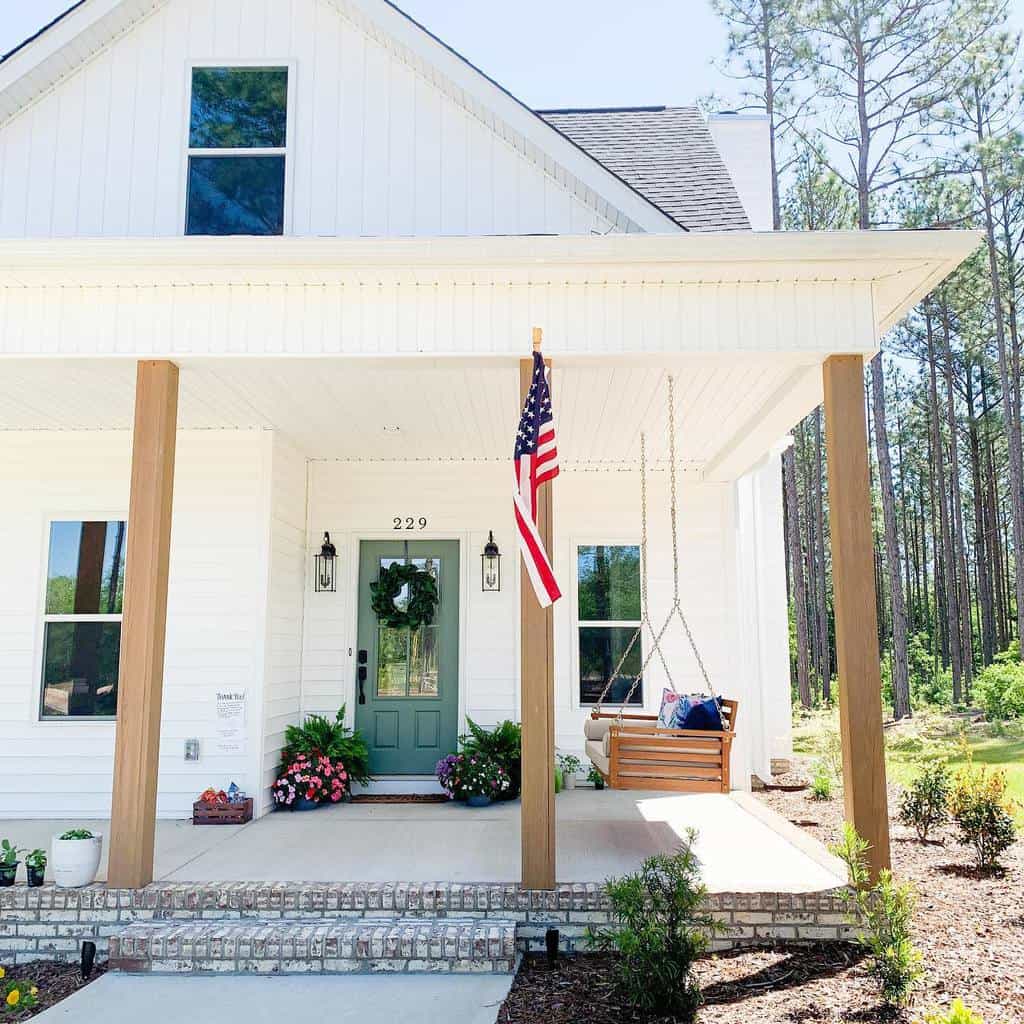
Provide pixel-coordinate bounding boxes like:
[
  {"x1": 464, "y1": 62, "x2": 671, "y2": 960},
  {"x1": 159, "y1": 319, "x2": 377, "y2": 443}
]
[{"x1": 657, "y1": 688, "x2": 681, "y2": 728}]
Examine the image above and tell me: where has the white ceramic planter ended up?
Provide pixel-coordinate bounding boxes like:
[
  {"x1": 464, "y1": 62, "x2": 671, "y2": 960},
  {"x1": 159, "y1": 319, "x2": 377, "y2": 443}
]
[
  {"x1": 563, "y1": 773, "x2": 577, "y2": 790},
  {"x1": 51, "y1": 833, "x2": 103, "y2": 888}
]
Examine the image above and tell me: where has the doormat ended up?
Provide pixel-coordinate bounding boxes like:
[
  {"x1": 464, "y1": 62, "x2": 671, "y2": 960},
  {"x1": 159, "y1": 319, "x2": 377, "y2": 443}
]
[{"x1": 351, "y1": 793, "x2": 450, "y2": 804}]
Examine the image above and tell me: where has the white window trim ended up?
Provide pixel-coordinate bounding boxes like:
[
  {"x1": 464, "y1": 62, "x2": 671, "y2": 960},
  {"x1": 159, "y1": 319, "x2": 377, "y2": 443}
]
[
  {"x1": 181, "y1": 60, "x2": 297, "y2": 236},
  {"x1": 35, "y1": 514, "x2": 127, "y2": 724},
  {"x1": 570, "y1": 538, "x2": 645, "y2": 711}
]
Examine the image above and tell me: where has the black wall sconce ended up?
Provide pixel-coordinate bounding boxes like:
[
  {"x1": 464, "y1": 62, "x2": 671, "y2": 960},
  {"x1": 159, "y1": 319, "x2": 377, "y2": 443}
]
[
  {"x1": 481, "y1": 531, "x2": 501, "y2": 592},
  {"x1": 315, "y1": 532, "x2": 337, "y2": 592}
]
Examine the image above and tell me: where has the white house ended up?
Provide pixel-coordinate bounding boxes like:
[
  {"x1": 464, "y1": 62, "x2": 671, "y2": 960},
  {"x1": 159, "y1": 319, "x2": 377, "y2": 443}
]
[{"x1": 0, "y1": 0, "x2": 975, "y2": 890}]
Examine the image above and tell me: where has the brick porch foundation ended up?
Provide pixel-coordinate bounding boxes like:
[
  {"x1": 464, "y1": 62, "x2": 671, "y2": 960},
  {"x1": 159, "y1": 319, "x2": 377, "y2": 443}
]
[{"x1": 1, "y1": 882, "x2": 857, "y2": 967}]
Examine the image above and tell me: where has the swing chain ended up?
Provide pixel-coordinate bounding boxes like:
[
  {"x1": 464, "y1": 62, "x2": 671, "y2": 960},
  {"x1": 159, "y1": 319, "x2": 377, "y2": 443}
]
[{"x1": 591, "y1": 374, "x2": 720, "y2": 722}]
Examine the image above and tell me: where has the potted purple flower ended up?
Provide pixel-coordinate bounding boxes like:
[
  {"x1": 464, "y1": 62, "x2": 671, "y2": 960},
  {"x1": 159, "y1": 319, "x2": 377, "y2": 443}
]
[{"x1": 435, "y1": 753, "x2": 510, "y2": 807}]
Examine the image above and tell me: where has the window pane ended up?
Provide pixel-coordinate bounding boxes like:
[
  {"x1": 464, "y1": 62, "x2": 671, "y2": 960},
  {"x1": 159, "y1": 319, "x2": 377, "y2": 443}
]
[
  {"x1": 579, "y1": 626, "x2": 642, "y2": 705},
  {"x1": 186, "y1": 156, "x2": 285, "y2": 236},
  {"x1": 577, "y1": 545, "x2": 641, "y2": 621},
  {"x1": 189, "y1": 67, "x2": 288, "y2": 148},
  {"x1": 46, "y1": 521, "x2": 126, "y2": 615},
  {"x1": 409, "y1": 626, "x2": 439, "y2": 697},
  {"x1": 41, "y1": 621, "x2": 120, "y2": 718},
  {"x1": 377, "y1": 627, "x2": 409, "y2": 697}
]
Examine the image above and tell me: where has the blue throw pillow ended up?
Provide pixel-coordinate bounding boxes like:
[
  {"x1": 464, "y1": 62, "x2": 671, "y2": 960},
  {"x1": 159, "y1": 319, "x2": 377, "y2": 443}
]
[{"x1": 672, "y1": 696, "x2": 724, "y2": 731}]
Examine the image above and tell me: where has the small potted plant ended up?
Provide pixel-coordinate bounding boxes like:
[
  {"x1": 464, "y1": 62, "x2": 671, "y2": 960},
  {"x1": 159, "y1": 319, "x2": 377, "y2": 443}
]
[
  {"x1": 25, "y1": 849, "x2": 47, "y2": 887},
  {"x1": 558, "y1": 753, "x2": 581, "y2": 791},
  {"x1": 51, "y1": 829, "x2": 103, "y2": 888},
  {"x1": 0, "y1": 839, "x2": 22, "y2": 886},
  {"x1": 588, "y1": 765, "x2": 605, "y2": 791}
]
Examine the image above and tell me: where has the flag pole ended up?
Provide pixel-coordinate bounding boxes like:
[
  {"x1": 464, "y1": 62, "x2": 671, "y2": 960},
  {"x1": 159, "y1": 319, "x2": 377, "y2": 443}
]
[{"x1": 520, "y1": 323, "x2": 555, "y2": 888}]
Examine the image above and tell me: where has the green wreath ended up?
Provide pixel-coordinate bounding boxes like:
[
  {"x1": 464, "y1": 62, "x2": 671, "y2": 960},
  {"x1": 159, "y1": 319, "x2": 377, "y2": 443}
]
[{"x1": 370, "y1": 563, "x2": 439, "y2": 629}]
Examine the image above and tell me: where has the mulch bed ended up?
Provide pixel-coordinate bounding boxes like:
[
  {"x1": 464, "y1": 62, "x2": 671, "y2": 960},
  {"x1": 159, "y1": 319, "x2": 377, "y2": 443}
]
[
  {"x1": 758, "y1": 785, "x2": 1024, "y2": 1023},
  {"x1": 500, "y1": 784, "x2": 1023, "y2": 1023},
  {"x1": 0, "y1": 960, "x2": 106, "y2": 1020}
]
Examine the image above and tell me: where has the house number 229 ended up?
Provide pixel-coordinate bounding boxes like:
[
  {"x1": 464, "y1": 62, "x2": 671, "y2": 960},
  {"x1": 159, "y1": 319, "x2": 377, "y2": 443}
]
[{"x1": 393, "y1": 517, "x2": 428, "y2": 530}]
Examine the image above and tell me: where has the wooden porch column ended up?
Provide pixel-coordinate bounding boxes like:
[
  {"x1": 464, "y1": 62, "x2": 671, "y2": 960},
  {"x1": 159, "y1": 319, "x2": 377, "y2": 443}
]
[
  {"x1": 822, "y1": 355, "x2": 891, "y2": 879},
  {"x1": 520, "y1": 348, "x2": 556, "y2": 889},
  {"x1": 108, "y1": 361, "x2": 179, "y2": 889}
]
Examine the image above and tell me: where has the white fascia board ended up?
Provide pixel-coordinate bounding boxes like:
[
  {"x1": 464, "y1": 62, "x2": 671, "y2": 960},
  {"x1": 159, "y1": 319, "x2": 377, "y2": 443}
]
[
  {"x1": 0, "y1": 228, "x2": 981, "y2": 283},
  {"x1": 0, "y1": 0, "x2": 164, "y2": 123},
  {"x1": 334, "y1": 0, "x2": 683, "y2": 235}
]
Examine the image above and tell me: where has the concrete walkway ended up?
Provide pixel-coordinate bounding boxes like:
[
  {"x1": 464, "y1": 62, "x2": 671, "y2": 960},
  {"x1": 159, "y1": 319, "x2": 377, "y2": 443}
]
[
  {"x1": 4, "y1": 790, "x2": 845, "y2": 892},
  {"x1": 34, "y1": 973, "x2": 513, "y2": 1023}
]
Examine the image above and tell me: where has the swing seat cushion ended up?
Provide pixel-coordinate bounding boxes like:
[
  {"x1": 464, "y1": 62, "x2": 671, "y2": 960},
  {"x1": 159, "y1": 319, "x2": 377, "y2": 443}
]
[{"x1": 673, "y1": 696, "x2": 724, "y2": 732}]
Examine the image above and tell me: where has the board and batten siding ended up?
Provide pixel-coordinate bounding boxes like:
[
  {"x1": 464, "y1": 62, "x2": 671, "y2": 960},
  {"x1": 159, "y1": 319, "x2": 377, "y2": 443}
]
[
  {"x1": 0, "y1": 429, "x2": 274, "y2": 819},
  {"x1": 301, "y1": 458, "x2": 790, "y2": 788},
  {"x1": 0, "y1": 0, "x2": 617, "y2": 239},
  {"x1": 259, "y1": 434, "x2": 309, "y2": 808}
]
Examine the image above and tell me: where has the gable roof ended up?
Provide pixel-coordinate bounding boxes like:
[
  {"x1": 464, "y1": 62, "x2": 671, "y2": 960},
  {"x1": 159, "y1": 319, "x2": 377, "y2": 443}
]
[
  {"x1": 0, "y1": 0, "x2": 685, "y2": 235},
  {"x1": 538, "y1": 107, "x2": 750, "y2": 233}
]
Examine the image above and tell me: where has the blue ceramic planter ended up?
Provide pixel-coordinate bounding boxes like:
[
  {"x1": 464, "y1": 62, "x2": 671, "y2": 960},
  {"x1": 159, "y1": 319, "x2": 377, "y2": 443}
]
[
  {"x1": 293, "y1": 797, "x2": 327, "y2": 811},
  {"x1": 466, "y1": 794, "x2": 492, "y2": 808}
]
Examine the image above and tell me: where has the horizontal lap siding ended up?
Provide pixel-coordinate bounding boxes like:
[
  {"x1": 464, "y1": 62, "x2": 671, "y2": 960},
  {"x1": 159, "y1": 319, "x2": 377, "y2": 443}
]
[
  {"x1": 301, "y1": 462, "x2": 745, "y2": 773},
  {"x1": 0, "y1": 0, "x2": 614, "y2": 239},
  {"x1": 0, "y1": 430, "x2": 268, "y2": 819},
  {"x1": 0, "y1": 280, "x2": 876, "y2": 357}
]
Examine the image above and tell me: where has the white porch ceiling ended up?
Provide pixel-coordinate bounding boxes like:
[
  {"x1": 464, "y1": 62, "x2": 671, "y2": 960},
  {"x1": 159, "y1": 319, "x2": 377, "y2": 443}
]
[{"x1": 0, "y1": 354, "x2": 822, "y2": 479}]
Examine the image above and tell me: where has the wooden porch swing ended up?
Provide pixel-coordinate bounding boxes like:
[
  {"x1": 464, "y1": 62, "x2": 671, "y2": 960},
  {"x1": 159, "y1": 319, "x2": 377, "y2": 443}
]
[{"x1": 584, "y1": 376, "x2": 738, "y2": 793}]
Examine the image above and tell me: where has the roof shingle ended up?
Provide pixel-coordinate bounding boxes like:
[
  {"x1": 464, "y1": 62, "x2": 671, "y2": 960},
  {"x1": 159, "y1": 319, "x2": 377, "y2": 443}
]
[{"x1": 538, "y1": 106, "x2": 750, "y2": 233}]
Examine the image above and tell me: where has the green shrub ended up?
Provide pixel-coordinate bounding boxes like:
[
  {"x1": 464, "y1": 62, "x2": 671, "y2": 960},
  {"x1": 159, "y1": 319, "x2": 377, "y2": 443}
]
[
  {"x1": 923, "y1": 998, "x2": 985, "y2": 1024},
  {"x1": 948, "y1": 763, "x2": 1017, "y2": 871},
  {"x1": 831, "y1": 823, "x2": 923, "y2": 1007},
  {"x1": 810, "y1": 761, "x2": 833, "y2": 800},
  {"x1": 587, "y1": 833, "x2": 724, "y2": 1021},
  {"x1": 282, "y1": 706, "x2": 371, "y2": 787},
  {"x1": 898, "y1": 760, "x2": 951, "y2": 841},
  {"x1": 974, "y1": 660, "x2": 1024, "y2": 721},
  {"x1": 460, "y1": 718, "x2": 521, "y2": 797}
]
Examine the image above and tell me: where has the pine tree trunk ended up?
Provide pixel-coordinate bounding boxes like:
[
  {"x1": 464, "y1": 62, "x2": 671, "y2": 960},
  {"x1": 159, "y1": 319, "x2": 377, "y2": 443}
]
[
  {"x1": 977, "y1": 98, "x2": 1024, "y2": 656},
  {"x1": 784, "y1": 445, "x2": 812, "y2": 708},
  {"x1": 966, "y1": 364, "x2": 996, "y2": 665},
  {"x1": 939, "y1": 307, "x2": 975, "y2": 693},
  {"x1": 926, "y1": 313, "x2": 963, "y2": 701},
  {"x1": 813, "y1": 408, "x2": 831, "y2": 699},
  {"x1": 870, "y1": 355, "x2": 911, "y2": 719}
]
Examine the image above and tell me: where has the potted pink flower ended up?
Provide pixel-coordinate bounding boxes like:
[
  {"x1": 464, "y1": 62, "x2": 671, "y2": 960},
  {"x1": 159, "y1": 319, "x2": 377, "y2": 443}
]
[{"x1": 272, "y1": 753, "x2": 349, "y2": 810}]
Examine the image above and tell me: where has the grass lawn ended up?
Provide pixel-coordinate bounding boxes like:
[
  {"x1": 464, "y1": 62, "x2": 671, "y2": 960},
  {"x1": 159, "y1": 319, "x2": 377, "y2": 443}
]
[{"x1": 792, "y1": 707, "x2": 1024, "y2": 824}]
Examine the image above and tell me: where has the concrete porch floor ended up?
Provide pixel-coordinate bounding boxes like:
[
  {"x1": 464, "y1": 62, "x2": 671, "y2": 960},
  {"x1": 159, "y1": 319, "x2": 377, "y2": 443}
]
[{"x1": 3, "y1": 790, "x2": 845, "y2": 892}]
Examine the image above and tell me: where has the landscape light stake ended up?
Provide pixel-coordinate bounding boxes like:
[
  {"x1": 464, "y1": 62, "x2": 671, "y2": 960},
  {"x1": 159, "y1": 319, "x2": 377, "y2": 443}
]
[
  {"x1": 545, "y1": 927, "x2": 560, "y2": 968},
  {"x1": 81, "y1": 940, "x2": 96, "y2": 979}
]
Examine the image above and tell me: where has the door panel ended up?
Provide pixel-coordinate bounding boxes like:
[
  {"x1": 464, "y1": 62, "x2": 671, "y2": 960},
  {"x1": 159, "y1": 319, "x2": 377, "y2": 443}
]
[{"x1": 355, "y1": 540, "x2": 460, "y2": 775}]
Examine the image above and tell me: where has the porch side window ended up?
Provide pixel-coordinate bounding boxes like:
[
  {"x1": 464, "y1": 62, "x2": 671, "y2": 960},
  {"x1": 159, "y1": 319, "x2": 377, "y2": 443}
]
[
  {"x1": 40, "y1": 521, "x2": 126, "y2": 719},
  {"x1": 577, "y1": 544, "x2": 642, "y2": 706},
  {"x1": 185, "y1": 66, "x2": 288, "y2": 236}
]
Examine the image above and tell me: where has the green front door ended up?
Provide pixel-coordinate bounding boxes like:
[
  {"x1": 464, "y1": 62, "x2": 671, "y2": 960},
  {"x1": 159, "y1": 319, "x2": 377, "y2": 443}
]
[{"x1": 355, "y1": 540, "x2": 460, "y2": 775}]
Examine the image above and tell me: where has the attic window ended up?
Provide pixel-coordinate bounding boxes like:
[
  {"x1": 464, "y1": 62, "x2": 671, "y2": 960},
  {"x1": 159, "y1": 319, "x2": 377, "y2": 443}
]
[{"x1": 185, "y1": 66, "x2": 288, "y2": 236}]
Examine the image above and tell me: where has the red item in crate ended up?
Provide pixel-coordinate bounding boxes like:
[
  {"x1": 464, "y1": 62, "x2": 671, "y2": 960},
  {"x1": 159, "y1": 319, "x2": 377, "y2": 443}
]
[
  {"x1": 193, "y1": 797, "x2": 253, "y2": 825},
  {"x1": 198, "y1": 787, "x2": 229, "y2": 805}
]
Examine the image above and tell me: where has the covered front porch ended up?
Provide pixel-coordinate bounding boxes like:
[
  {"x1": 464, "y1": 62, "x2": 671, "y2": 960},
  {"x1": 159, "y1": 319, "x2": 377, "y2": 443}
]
[
  {"x1": 0, "y1": 231, "x2": 980, "y2": 893},
  {"x1": 3, "y1": 789, "x2": 844, "y2": 893}
]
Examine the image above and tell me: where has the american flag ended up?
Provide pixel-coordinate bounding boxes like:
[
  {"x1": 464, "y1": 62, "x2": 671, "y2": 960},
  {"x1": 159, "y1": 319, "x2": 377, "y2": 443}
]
[{"x1": 514, "y1": 350, "x2": 561, "y2": 607}]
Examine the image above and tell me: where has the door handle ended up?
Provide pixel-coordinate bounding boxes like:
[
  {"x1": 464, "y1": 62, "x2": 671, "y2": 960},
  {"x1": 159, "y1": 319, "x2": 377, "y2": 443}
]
[{"x1": 358, "y1": 664, "x2": 367, "y2": 704}]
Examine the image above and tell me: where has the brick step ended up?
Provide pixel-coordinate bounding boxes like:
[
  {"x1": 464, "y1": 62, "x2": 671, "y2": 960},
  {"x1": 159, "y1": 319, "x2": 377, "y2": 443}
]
[{"x1": 108, "y1": 917, "x2": 517, "y2": 975}]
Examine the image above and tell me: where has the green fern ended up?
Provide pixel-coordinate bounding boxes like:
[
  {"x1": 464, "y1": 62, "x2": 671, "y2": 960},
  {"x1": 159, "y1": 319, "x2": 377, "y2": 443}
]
[{"x1": 281, "y1": 705, "x2": 371, "y2": 787}]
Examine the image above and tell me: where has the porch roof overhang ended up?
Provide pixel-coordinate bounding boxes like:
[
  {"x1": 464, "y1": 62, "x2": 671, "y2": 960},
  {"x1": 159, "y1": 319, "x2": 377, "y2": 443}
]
[
  {"x1": 0, "y1": 230, "x2": 980, "y2": 482},
  {"x1": 0, "y1": 230, "x2": 979, "y2": 338}
]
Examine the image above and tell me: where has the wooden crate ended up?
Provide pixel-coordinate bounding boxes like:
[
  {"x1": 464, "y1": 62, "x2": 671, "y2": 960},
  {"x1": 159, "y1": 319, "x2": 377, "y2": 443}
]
[{"x1": 192, "y1": 797, "x2": 252, "y2": 825}]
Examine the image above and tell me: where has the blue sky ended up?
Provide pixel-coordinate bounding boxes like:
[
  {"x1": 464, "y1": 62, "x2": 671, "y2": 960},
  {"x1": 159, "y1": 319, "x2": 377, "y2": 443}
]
[{"x1": 4, "y1": 1, "x2": 1024, "y2": 112}]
